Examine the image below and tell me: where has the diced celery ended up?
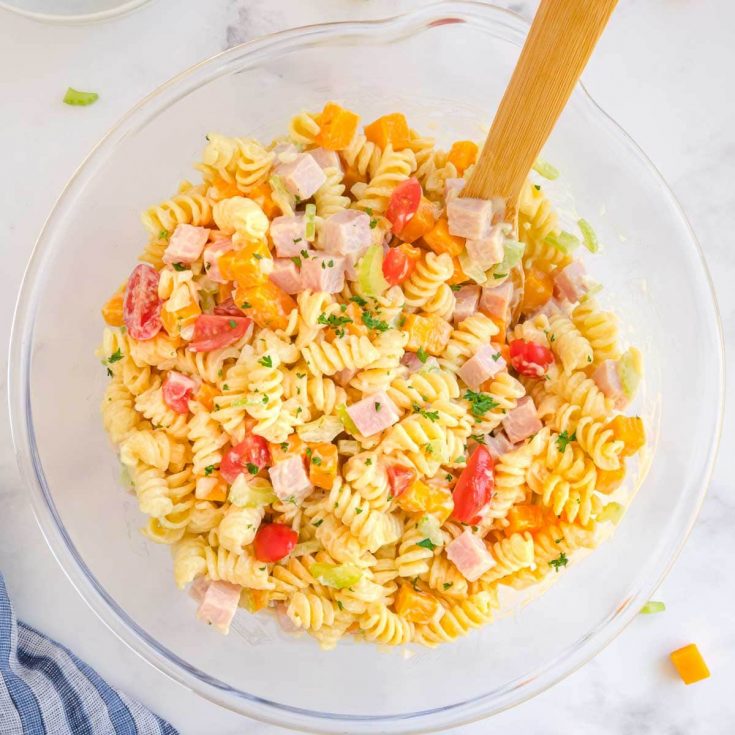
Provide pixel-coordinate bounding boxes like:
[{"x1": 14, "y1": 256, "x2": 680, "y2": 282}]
[
  {"x1": 357, "y1": 245, "x2": 389, "y2": 296},
  {"x1": 597, "y1": 501, "x2": 624, "y2": 524},
  {"x1": 417, "y1": 514, "x2": 444, "y2": 547},
  {"x1": 458, "y1": 248, "x2": 487, "y2": 285},
  {"x1": 578, "y1": 218, "x2": 599, "y2": 253},
  {"x1": 488, "y1": 239, "x2": 525, "y2": 280},
  {"x1": 618, "y1": 347, "x2": 643, "y2": 398},
  {"x1": 229, "y1": 474, "x2": 276, "y2": 508},
  {"x1": 544, "y1": 231, "x2": 581, "y2": 254},
  {"x1": 297, "y1": 414, "x2": 343, "y2": 443},
  {"x1": 640, "y1": 600, "x2": 666, "y2": 615},
  {"x1": 532, "y1": 158, "x2": 560, "y2": 180},
  {"x1": 336, "y1": 404, "x2": 359, "y2": 435},
  {"x1": 305, "y1": 203, "x2": 317, "y2": 241},
  {"x1": 63, "y1": 87, "x2": 99, "y2": 106},
  {"x1": 119, "y1": 463, "x2": 134, "y2": 490},
  {"x1": 310, "y1": 562, "x2": 363, "y2": 589}
]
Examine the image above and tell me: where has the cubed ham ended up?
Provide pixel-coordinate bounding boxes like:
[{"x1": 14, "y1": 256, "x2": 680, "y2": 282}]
[
  {"x1": 401, "y1": 352, "x2": 439, "y2": 374},
  {"x1": 163, "y1": 224, "x2": 209, "y2": 265},
  {"x1": 203, "y1": 238, "x2": 233, "y2": 284},
  {"x1": 308, "y1": 147, "x2": 342, "y2": 171},
  {"x1": 447, "y1": 197, "x2": 494, "y2": 240},
  {"x1": 593, "y1": 360, "x2": 627, "y2": 409},
  {"x1": 275, "y1": 153, "x2": 326, "y2": 200},
  {"x1": 446, "y1": 529, "x2": 495, "y2": 582},
  {"x1": 554, "y1": 261, "x2": 588, "y2": 304},
  {"x1": 458, "y1": 344, "x2": 507, "y2": 391},
  {"x1": 452, "y1": 285, "x2": 480, "y2": 324},
  {"x1": 334, "y1": 368, "x2": 356, "y2": 387},
  {"x1": 480, "y1": 281, "x2": 514, "y2": 323},
  {"x1": 196, "y1": 580, "x2": 241, "y2": 634},
  {"x1": 465, "y1": 225, "x2": 505, "y2": 269},
  {"x1": 270, "y1": 215, "x2": 307, "y2": 257},
  {"x1": 445, "y1": 178, "x2": 466, "y2": 201},
  {"x1": 482, "y1": 431, "x2": 515, "y2": 461},
  {"x1": 502, "y1": 396, "x2": 543, "y2": 443},
  {"x1": 189, "y1": 576, "x2": 210, "y2": 603},
  {"x1": 269, "y1": 259, "x2": 303, "y2": 294},
  {"x1": 300, "y1": 254, "x2": 346, "y2": 294},
  {"x1": 321, "y1": 210, "x2": 371, "y2": 258},
  {"x1": 346, "y1": 391, "x2": 400, "y2": 437},
  {"x1": 268, "y1": 456, "x2": 313, "y2": 503}
]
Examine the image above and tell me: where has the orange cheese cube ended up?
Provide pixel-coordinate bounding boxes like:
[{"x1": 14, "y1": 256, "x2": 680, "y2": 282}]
[
  {"x1": 364, "y1": 113, "x2": 411, "y2": 151},
  {"x1": 235, "y1": 281, "x2": 296, "y2": 331},
  {"x1": 398, "y1": 198, "x2": 436, "y2": 244},
  {"x1": 396, "y1": 479, "x2": 454, "y2": 523},
  {"x1": 670, "y1": 644, "x2": 710, "y2": 685},
  {"x1": 505, "y1": 505, "x2": 545, "y2": 536},
  {"x1": 101, "y1": 291, "x2": 125, "y2": 327},
  {"x1": 447, "y1": 140, "x2": 478, "y2": 176},
  {"x1": 307, "y1": 443, "x2": 339, "y2": 490},
  {"x1": 395, "y1": 584, "x2": 443, "y2": 624},
  {"x1": 422, "y1": 216, "x2": 465, "y2": 257},
  {"x1": 317, "y1": 102, "x2": 360, "y2": 151},
  {"x1": 607, "y1": 416, "x2": 646, "y2": 456},
  {"x1": 402, "y1": 313, "x2": 452, "y2": 356}
]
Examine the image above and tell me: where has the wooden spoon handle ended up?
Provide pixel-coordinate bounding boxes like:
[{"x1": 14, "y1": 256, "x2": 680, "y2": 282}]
[{"x1": 463, "y1": 0, "x2": 618, "y2": 213}]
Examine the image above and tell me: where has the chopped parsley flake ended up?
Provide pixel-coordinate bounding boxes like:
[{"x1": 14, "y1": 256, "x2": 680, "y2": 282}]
[
  {"x1": 493, "y1": 272, "x2": 507, "y2": 280},
  {"x1": 350, "y1": 294, "x2": 367, "y2": 307},
  {"x1": 228, "y1": 319, "x2": 237, "y2": 329},
  {"x1": 280, "y1": 442, "x2": 289, "y2": 451},
  {"x1": 556, "y1": 431, "x2": 576, "y2": 452},
  {"x1": 240, "y1": 301, "x2": 251, "y2": 310},
  {"x1": 412, "y1": 403, "x2": 439, "y2": 422},
  {"x1": 108, "y1": 349, "x2": 123, "y2": 364},
  {"x1": 450, "y1": 284, "x2": 461, "y2": 292},
  {"x1": 246, "y1": 463, "x2": 259, "y2": 475},
  {"x1": 159, "y1": 229, "x2": 170, "y2": 240},
  {"x1": 258, "y1": 355, "x2": 273, "y2": 368},
  {"x1": 313, "y1": 518, "x2": 323, "y2": 527},
  {"x1": 374, "y1": 402, "x2": 382, "y2": 412},
  {"x1": 416, "y1": 347, "x2": 428, "y2": 363},
  {"x1": 317, "y1": 313, "x2": 352, "y2": 338},
  {"x1": 106, "y1": 367, "x2": 113, "y2": 377},
  {"x1": 291, "y1": 256, "x2": 302, "y2": 268},
  {"x1": 172, "y1": 262, "x2": 186, "y2": 271},
  {"x1": 337, "y1": 600, "x2": 344, "y2": 610},
  {"x1": 463, "y1": 389, "x2": 499, "y2": 418},
  {"x1": 365, "y1": 458, "x2": 373, "y2": 466},
  {"x1": 369, "y1": 218, "x2": 378, "y2": 229},
  {"x1": 355, "y1": 506, "x2": 363, "y2": 514},
  {"x1": 262, "y1": 394, "x2": 269, "y2": 404},
  {"x1": 445, "y1": 473, "x2": 453, "y2": 482},
  {"x1": 549, "y1": 552, "x2": 569, "y2": 572},
  {"x1": 311, "y1": 456, "x2": 322, "y2": 466},
  {"x1": 361, "y1": 310, "x2": 389, "y2": 332},
  {"x1": 300, "y1": 249, "x2": 310, "y2": 259},
  {"x1": 417, "y1": 538, "x2": 437, "y2": 550},
  {"x1": 443, "y1": 582, "x2": 453, "y2": 590},
  {"x1": 293, "y1": 237, "x2": 302, "y2": 243},
  {"x1": 469, "y1": 433, "x2": 485, "y2": 443},
  {"x1": 204, "y1": 465, "x2": 216, "y2": 476}
]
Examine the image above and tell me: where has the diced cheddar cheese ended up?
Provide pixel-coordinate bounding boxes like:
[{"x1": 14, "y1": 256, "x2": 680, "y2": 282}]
[
  {"x1": 521, "y1": 267, "x2": 554, "y2": 313},
  {"x1": 364, "y1": 113, "x2": 411, "y2": 151},
  {"x1": 398, "y1": 198, "x2": 436, "y2": 243},
  {"x1": 596, "y1": 464, "x2": 627, "y2": 494},
  {"x1": 269, "y1": 434, "x2": 306, "y2": 464},
  {"x1": 317, "y1": 102, "x2": 360, "y2": 151},
  {"x1": 218, "y1": 242, "x2": 272, "y2": 289},
  {"x1": 422, "y1": 216, "x2": 465, "y2": 257},
  {"x1": 101, "y1": 291, "x2": 125, "y2": 327},
  {"x1": 402, "y1": 313, "x2": 453, "y2": 356},
  {"x1": 505, "y1": 505, "x2": 545, "y2": 536},
  {"x1": 670, "y1": 644, "x2": 710, "y2": 685},
  {"x1": 607, "y1": 416, "x2": 646, "y2": 456},
  {"x1": 395, "y1": 583, "x2": 443, "y2": 624},
  {"x1": 447, "y1": 140, "x2": 478, "y2": 176},
  {"x1": 308, "y1": 443, "x2": 338, "y2": 490},
  {"x1": 396, "y1": 479, "x2": 454, "y2": 523},
  {"x1": 235, "y1": 281, "x2": 296, "y2": 331}
]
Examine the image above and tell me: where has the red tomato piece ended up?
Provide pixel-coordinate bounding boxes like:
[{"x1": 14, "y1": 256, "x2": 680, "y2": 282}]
[
  {"x1": 188, "y1": 314, "x2": 251, "y2": 352},
  {"x1": 254, "y1": 523, "x2": 298, "y2": 563},
  {"x1": 213, "y1": 298, "x2": 245, "y2": 317},
  {"x1": 382, "y1": 247, "x2": 412, "y2": 286},
  {"x1": 162, "y1": 371, "x2": 198, "y2": 415},
  {"x1": 387, "y1": 464, "x2": 416, "y2": 498},
  {"x1": 220, "y1": 435, "x2": 272, "y2": 484},
  {"x1": 386, "y1": 177, "x2": 421, "y2": 234},
  {"x1": 452, "y1": 445, "x2": 494, "y2": 524},
  {"x1": 123, "y1": 264, "x2": 162, "y2": 340},
  {"x1": 508, "y1": 339, "x2": 555, "y2": 377}
]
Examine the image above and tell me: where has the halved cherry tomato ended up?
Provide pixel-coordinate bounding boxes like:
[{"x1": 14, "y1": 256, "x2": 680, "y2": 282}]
[
  {"x1": 508, "y1": 339, "x2": 555, "y2": 377},
  {"x1": 254, "y1": 523, "x2": 298, "y2": 563},
  {"x1": 382, "y1": 247, "x2": 411, "y2": 286},
  {"x1": 386, "y1": 178, "x2": 422, "y2": 234},
  {"x1": 220, "y1": 435, "x2": 272, "y2": 484},
  {"x1": 452, "y1": 445, "x2": 494, "y2": 524},
  {"x1": 213, "y1": 298, "x2": 245, "y2": 317},
  {"x1": 162, "y1": 371, "x2": 198, "y2": 414},
  {"x1": 387, "y1": 464, "x2": 416, "y2": 497},
  {"x1": 188, "y1": 314, "x2": 251, "y2": 352},
  {"x1": 123, "y1": 264, "x2": 162, "y2": 340}
]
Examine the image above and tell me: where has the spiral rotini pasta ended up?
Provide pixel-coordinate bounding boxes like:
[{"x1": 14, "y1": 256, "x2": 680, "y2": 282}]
[{"x1": 99, "y1": 105, "x2": 644, "y2": 649}]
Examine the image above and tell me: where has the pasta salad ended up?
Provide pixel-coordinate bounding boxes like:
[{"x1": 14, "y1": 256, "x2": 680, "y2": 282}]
[{"x1": 98, "y1": 103, "x2": 644, "y2": 648}]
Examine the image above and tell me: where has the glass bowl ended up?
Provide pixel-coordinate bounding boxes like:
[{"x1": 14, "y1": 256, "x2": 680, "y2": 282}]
[
  {"x1": 8, "y1": 2, "x2": 724, "y2": 732},
  {"x1": 0, "y1": 0, "x2": 152, "y2": 24}
]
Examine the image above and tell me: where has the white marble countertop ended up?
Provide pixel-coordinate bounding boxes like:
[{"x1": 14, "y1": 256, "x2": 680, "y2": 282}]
[{"x1": 1, "y1": 0, "x2": 734, "y2": 733}]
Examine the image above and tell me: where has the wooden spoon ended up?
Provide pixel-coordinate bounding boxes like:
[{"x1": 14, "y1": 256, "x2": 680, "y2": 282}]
[{"x1": 462, "y1": 0, "x2": 618, "y2": 227}]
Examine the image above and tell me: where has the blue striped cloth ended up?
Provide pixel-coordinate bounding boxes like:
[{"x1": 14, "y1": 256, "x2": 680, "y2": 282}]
[{"x1": 0, "y1": 575, "x2": 178, "y2": 734}]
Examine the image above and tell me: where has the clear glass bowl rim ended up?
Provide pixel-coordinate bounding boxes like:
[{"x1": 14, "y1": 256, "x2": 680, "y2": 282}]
[
  {"x1": 0, "y1": 0, "x2": 152, "y2": 24},
  {"x1": 8, "y1": 2, "x2": 725, "y2": 732}
]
